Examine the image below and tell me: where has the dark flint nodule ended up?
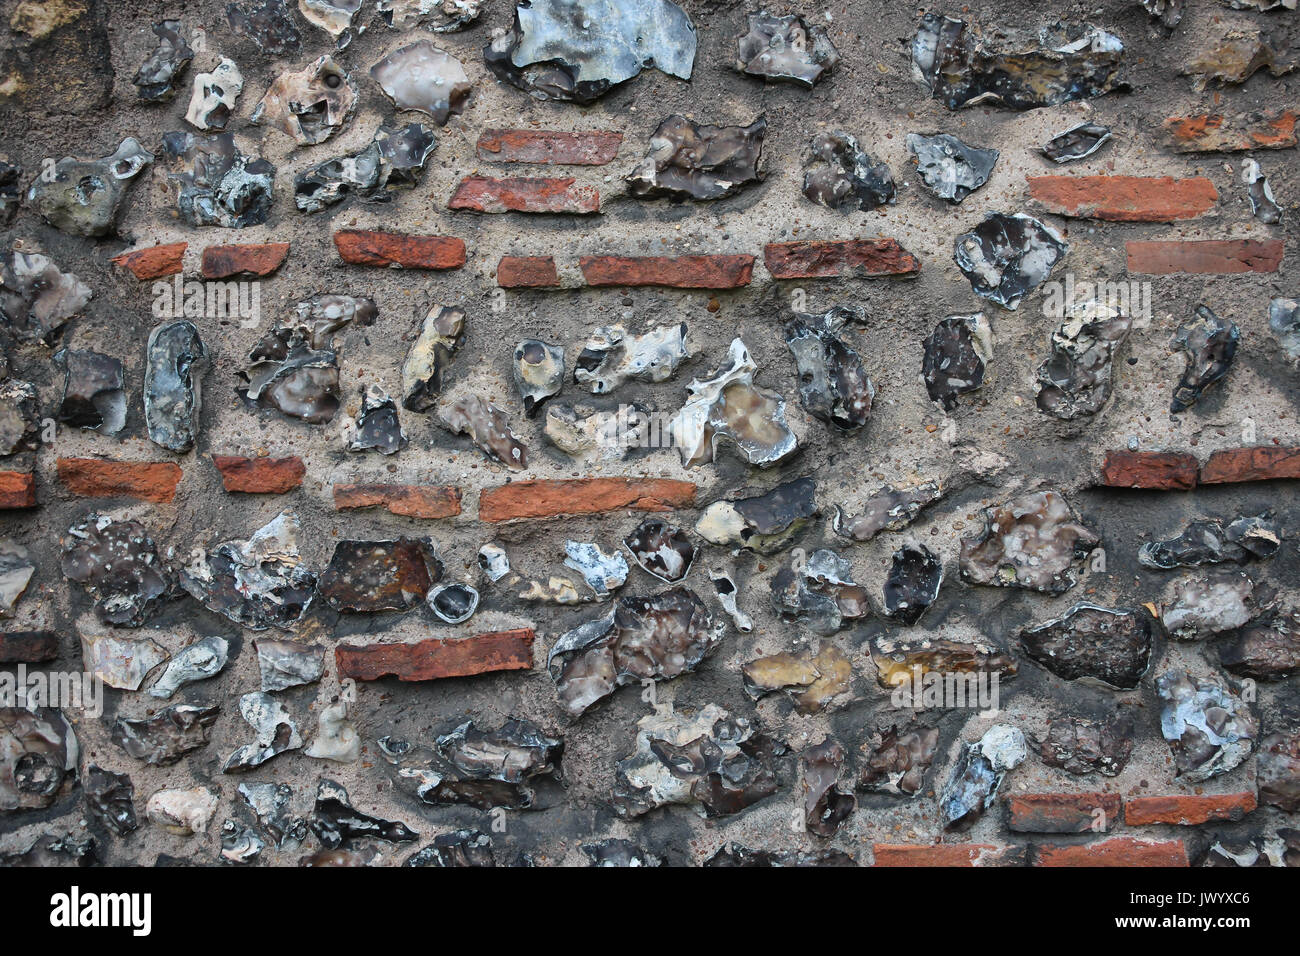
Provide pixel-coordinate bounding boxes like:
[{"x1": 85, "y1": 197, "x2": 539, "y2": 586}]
[
  {"x1": 735, "y1": 12, "x2": 839, "y2": 87},
  {"x1": 222, "y1": 692, "x2": 302, "y2": 772},
  {"x1": 883, "y1": 542, "x2": 943, "y2": 625},
  {"x1": 627, "y1": 115, "x2": 766, "y2": 201},
  {"x1": 911, "y1": 14, "x2": 1127, "y2": 111},
  {"x1": 858, "y1": 724, "x2": 939, "y2": 796},
  {"x1": 694, "y1": 475, "x2": 818, "y2": 553},
  {"x1": 953, "y1": 213, "x2": 1068, "y2": 309},
  {"x1": 1019, "y1": 603, "x2": 1154, "y2": 689},
  {"x1": 623, "y1": 518, "x2": 696, "y2": 583},
  {"x1": 1220, "y1": 609, "x2": 1300, "y2": 680},
  {"x1": 1170, "y1": 305, "x2": 1239, "y2": 413},
  {"x1": 403, "y1": 305, "x2": 465, "y2": 412},
  {"x1": 134, "y1": 20, "x2": 193, "y2": 102},
  {"x1": 396, "y1": 718, "x2": 563, "y2": 811},
  {"x1": 832, "y1": 481, "x2": 944, "y2": 543},
  {"x1": 85, "y1": 765, "x2": 138, "y2": 835},
  {"x1": 151, "y1": 635, "x2": 230, "y2": 698},
  {"x1": 370, "y1": 40, "x2": 471, "y2": 125},
  {"x1": 0, "y1": 379, "x2": 41, "y2": 455},
  {"x1": 311, "y1": 778, "x2": 417, "y2": 848},
  {"x1": 343, "y1": 385, "x2": 407, "y2": 455},
  {"x1": 27, "y1": 138, "x2": 153, "y2": 238},
  {"x1": 239, "y1": 781, "x2": 307, "y2": 849},
  {"x1": 427, "y1": 581, "x2": 479, "y2": 624},
  {"x1": 1157, "y1": 670, "x2": 1256, "y2": 783},
  {"x1": 1258, "y1": 732, "x2": 1300, "y2": 813},
  {"x1": 906, "y1": 133, "x2": 998, "y2": 203},
  {"x1": 1040, "y1": 123, "x2": 1112, "y2": 163},
  {"x1": 227, "y1": 0, "x2": 302, "y2": 55},
  {"x1": 1038, "y1": 712, "x2": 1134, "y2": 777},
  {"x1": 770, "y1": 548, "x2": 869, "y2": 635},
  {"x1": 1035, "y1": 304, "x2": 1132, "y2": 419},
  {"x1": 144, "y1": 320, "x2": 206, "y2": 452},
  {"x1": 1, "y1": 835, "x2": 97, "y2": 867},
  {"x1": 111, "y1": 704, "x2": 220, "y2": 766},
  {"x1": 959, "y1": 490, "x2": 1099, "y2": 594},
  {"x1": 513, "y1": 338, "x2": 564, "y2": 417},
  {"x1": 784, "y1": 307, "x2": 874, "y2": 430},
  {"x1": 161, "y1": 131, "x2": 276, "y2": 229},
  {"x1": 61, "y1": 515, "x2": 171, "y2": 628},
  {"x1": 803, "y1": 739, "x2": 854, "y2": 837},
  {"x1": 295, "y1": 143, "x2": 384, "y2": 213},
  {"x1": 438, "y1": 395, "x2": 529, "y2": 470},
  {"x1": 938, "y1": 726, "x2": 1026, "y2": 829},
  {"x1": 240, "y1": 325, "x2": 340, "y2": 423},
  {"x1": 802, "y1": 131, "x2": 894, "y2": 211},
  {"x1": 922, "y1": 312, "x2": 990, "y2": 410},
  {"x1": 221, "y1": 820, "x2": 265, "y2": 864},
  {"x1": 374, "y1": 123, "x2": 438, "y2": 189},
  {"x1": 484, "y1": 0, "x2": 697, "y2": 104},
  {"x1": 1, "y1": 250, "x2": 92, "y2": 344},
  {"x1": 405, "y1": 830, "x2": 495, "y2": 867},
  {"x1": 1139, "y1": 513, "x2": 1280, "y2": 570},
  {"x1": 317, "y1": 538, "x2": 443, "y2": 613},
  {"x1": 54, "y1": 350, "x2": 125, "y2": 434},
  {"x1": 255, "y1": 638, "x2": 324, "y2": 692},
  {"x1": 0, "y1": 707, "x2": 76, "y2": 811},
  {"x1": 1243, "y1": 159, "x2": 1282, "y2": 224},
  {"x1": 0, "y1": 163, "x2": 20, "y2": 222}
]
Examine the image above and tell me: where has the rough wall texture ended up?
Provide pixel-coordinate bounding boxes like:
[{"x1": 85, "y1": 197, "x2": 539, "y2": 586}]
[{"x1": 0, "y1": 0, "x2": 1298, "y2": 867}]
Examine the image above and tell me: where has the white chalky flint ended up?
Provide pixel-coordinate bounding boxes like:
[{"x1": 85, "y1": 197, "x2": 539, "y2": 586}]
[
  {"x1": 573, "y1": 322, "x2": 693, "y2": 394},
  {"x1": 304, "y1": 700, "x2": 361, "y2": 762},
  {"x1": 1161, "y1": 574, "x2": 1256, "y2": 640},
  {"x1": 185, "y1": 57, "x2": 243, "y2": 130},
  {"x1": 0, "y1": 538, "x2": 34, "y2": 617},
  {"x1": 149, "y1": 635, "x2": 230, "y2": 698},
  {"x1": 298, "y1": 0, "x2": 362, "y2": 38},
  {"x1": 370, "y1": 39, "x2": 471, "y2": 124},
  {"x1": 564, "y1": 541, "x2": 628, "y2": 597},
  {"x1": 477, "y1": 543, "x2": 511, "y2": 582},
  {"x1": 976, "y1": 724, "x2": 1027, "y2": 772},
  {"x1": 81, "y1": 631, "x2": 169, "y2": 691},
  {"x1": 147, "y1": 787, "x2": 218, "y2": 835}
]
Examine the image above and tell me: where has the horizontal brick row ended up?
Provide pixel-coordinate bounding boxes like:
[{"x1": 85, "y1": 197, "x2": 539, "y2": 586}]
[
  {"x1": 1126, "y1": 239, "x2": 1283, "y2": 275},
  {"x1": 871, "y1": 838, "x2": 1190, "y2": 867},
  {"x1": 333, "y1": 483, "x2": 463, "y2": 519},
  {"x1": 1008, "y1": 790, "x2": 1257, "y2": 834},
  {"x1": 1163, "y1": 108, "x2": 1299, "y2": 153},
  {"x1": 334, "y1": 230, "x2": 466, "y2": 270},
  {"x1": 111, "y1": 242, "x2": 291, "y2": 280},
  {"x1": 476, "y1": 128, "x2": 622, "y2": 166},
  {"x1": 335, "y1": 628, "x2": 534, "y2": 682},
  {"x1": 1101, "y1": 446, "x2": 1300, "y2": 489},
  {"x1": 449, "y1": 176, "x2": 600, "y2": 214},
  {"x1": 1027, "y1": 175, "x2": 1218, "y2": 222},
  {"x1": 211, "y1": 455, "x2": 305, "y2": 494}
]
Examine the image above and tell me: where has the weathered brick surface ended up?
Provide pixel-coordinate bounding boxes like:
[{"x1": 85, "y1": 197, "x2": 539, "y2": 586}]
[
  {"x1": 335, "y1": 629, "x2": 534, "y2": 682},
  {"x1": 1200, "y1": 446, "x2": 1300, "y2": 484},
  {"x1": 1163, "y1": 108, "x2": 1299, "y2": 152},
  {"x1": 497, "y1": 255, "x2": 560, "y2": 288},
  {"x1": 200, "y1": 242, "x2": 290, "y2": 278},
  {"x1": 56, "y1": 458, "x2": 182, "y2": 503},
  {"x1": 1100, "y1": 450, "x2": 1199, "y2": 490},
  {"x1": 1026, "y1": 175, "x2": 1217, "y2": 222},
  {"x1": 1126, "y1": 239, "x2": 1284, "y2": 274},
  {"x1": 477, "y1": 128, "x2": 623, "y2": 165},
  {"x1": 579, "y1": 255, "x2": 754, "y2": 288},
  {"x1": 1125, "y1": 793, "x2": 1257, "y2": 826},
  {"x1": 764, "y1": 239, "x2": 921, "y2": 278},
  {"x1": 333, "y1": 482, "x2": 463, "y2": 519},
  {"x1": 449, "y1": 176, "x2": 600, "y2": 214},
  {"x1": 0, "y1": 631, "x2": 58, "y2": 663},
  {"x1": 333, "y1": 229, "x2": 467, "y2": 269},
  {"x1": 212, "y1": 455, "x2": 305, "y2": 493},
  {"x1": 872, "y1": 844, "x2": 1024, "y2": 867},
  {"x1": 479, "y1": 478, "x2": 696, "y2": 522},
  {"x1": 1034, "y1": 838, "x2": 1189, "y2": 867},
  {"x1": 1007, "y1": 793, "x2": 1122, "y2": 833},
  {"x1": 110, "y1": 242, "x2": 186, "y2": 280},
  {"x1": 0, "y1": 471, "x2": 36, "y2": 509}
]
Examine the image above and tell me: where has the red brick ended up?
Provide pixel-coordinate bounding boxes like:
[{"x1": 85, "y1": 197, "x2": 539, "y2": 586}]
[
  {"x1": 335, "y1": 628, "x2": 534, "y2": 682},
  {"x1": 0, "y1": 471, "x2": 36, "y2": 509},
  {"x1": 1163, "y1": 108, "x2": 1299, "y2": 153},
  {"x1": 1125, "y1": 792, "x2": 1257, "y2": 826},
  {"x1": 200, "y1": 242, "x2": 290, "y2": 278},
  {"x1": 333, "y1": 230, "x2": 466, "y2": 270},
  {"x1": 110, "y1": 242, "x2": 186, "y2": 280},
  {"x1": 477, "y1": 128, "x2": 622, "y2": 165},
  {"x1": 1007, "y1": 793, "x2": 1121, "y2": 834},
  {"x1": 1026, "y1": 175, "x2": 1217, "y2": 222},
  {"x1": 0, "y1": 631, "x2": 58, "y2": 663},
  {"x1": 498, "y1": 256, "x2": 560, "y2": 288},
  {"x1": 579, "y1": 255, "x2": 753, "y2": 289},
  {"x1": 1100, "y1": 450, "x2": 1198, "y2": 490},
  {"x1": 211, "y1": 455, "x2": 305, "y2": 494},
  {"x1": 1200, "y1": 446, "x2": 1300, "y2": 484},
  {"x1": 56, "y1": 458, "x2": 182, "y2": 504},
  {"x1": 764, "y1": 239, "x2": 921, "y2": 279},
  {"x1": 1126, "y1": 239, "x2": 1283, "y2": 275},
  {"x1": 479, "y1": 478, "x2": 696, "y2": 522},
  {"x1": 333, "y1": 483, "x2": 462, "y2": 519},
  {"x1": 872, "y1": 844, "x2": 1023, "y2": 867},
  {"x1": 449, "y1": 176, "x2": 599, "y2": 214},
  {"x1": 1034, "y1": 838, "x2": 1189, "y2": 867}
]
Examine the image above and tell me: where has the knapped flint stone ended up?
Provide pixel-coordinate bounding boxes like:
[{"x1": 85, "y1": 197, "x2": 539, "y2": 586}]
[
  {"x1": 741, "y1": 645, "x2": 851, "y2": 713},
  {"x1": 960, "y1": 490, "x2": 1099, "y2": 594},
  {"x1": 939, "y1": 725, "x2": 1027, "y2": 828},
  {"x1": 907, "y1": 133, "x2": 998, "y2": 203},
  {"x1": 406, "y1": 830, "x2": 495, "y2": 867},
  {"x1": 549, "y1": 586, "x2": 723, "y2": 716},
  {"x1": 295, "y1": 142, "x2": 384, "y2": 213},
  {"x1": 627, "y1": 115, "x2": 765, "y2": 201},
  {"x1": 1038, "y1": 712, "x2": 1134, "y2": 777},
  {"x1": 398, "y1": 718, "x2": 563, "y2": 811},
  {"x1": 380, "y1": 0, "x2": 483, "y2": 31},
  {"x1": 240, "y1": 323, "x2": 340, "y2": 424},
  {"x1": 179, "y1": 511, "x2": 316, "y2": 631},
  {"x1": 1141, "y1": 0, "x2": 1184, "y2": 29},
  {"x1": 1242, "y1": 159, "x2": 1282, "y2": 224},
  {"x1": 161, "y1": 131, "x2": 276, "y2": 229},
  {"x1": 427, "y1": 581, "x2": 479, "y2": 623},
  {"x1": 954, "y1": 213, "x2": 1069, "y2": 309},
  {"x1": 1258, "y1": 732, "x2": 1300, "y2": 812},
  {"x1": 223, "y1": 692, "x2": 302, "y2": 773},
  {"x1": 0, "y1": 833, "x2": 97, "y2": 867},
  {"x1": 870, "y1": 636, "x2": 1019, "y2": 691},
  {"x1": 255, "y1": 638, "x2": 325, "y2": 691},
  {"x1": 802, "y1": 131, "x2": 894, "y2": 211},
  {"x1": 61, "y1": 515, "x2": 171, "y2": 628},
  {"x1": 150, "y1": 635, "x2": 229, "y2": 698},
  {"x1": 911, "y1": 14, "x2": 1127, "y2": 111},
  {"x1": 1170, "y1": 305, "x2": 1239, "y2": 413},
  {"x1": 239, "y1": 781, "x2": 307, "y2": 849},
  {"x1": 82, "y1": 632, "x2": 169, "y2": 691},
  {"x1": 144, "y1": 320, "x2": 206, "y2": 452},
  {"x1": 858, "y1": 723, "x2": 940, "y2": 796},
  {"x1": 1161, "y1": 572, "x2": 1257, "y2": 641},
  {"x1": 311, "y1": 778, "x2": 417, "y2": 848},
  {"x1": 27, "y1": 138, "x2": 153, "y2": 237},
  {"x1": 1202, "y1": 832, "x2": 1300, "y2": 869},
  {"x1": 922, "y1": 312, "x2": 991, "y2": 410},
  {"x1": 437, "y1": 395, "x2": 529, "y2": 470},
  {"x1": 0, "y1": 251, "x2": 92, "y2": 344},
  {"x1": 1040, "y1": 122, "x2": 1112, "y2": 163},
  {"x1": 1220, "y1": 609, "x2": 1300, "y2": 680},
  {"x1": 0, "y1": 379, "x2": 40, "y2": 456},
  {"x1": 882, "y1": 542, "x2": 943, "y2": 625},
  {"x1": 317, "y1": 538, "x2": 443, "y2": 613},
  {"x1": 1269, "y1": 298, "x2": 1300, "y2": 362},
  {"x1": 298, "y1": 0, "x2": 364, "y2": 42},
  {"x1": 0, "y1": 707, "x2": 77, "y2": 811},
  {"x1": 1139, "y1": 513, "x2": 1280, "y2": 570},
  {"x1": 770, "y1": 548, "x2": 869, "y2": 635},
  {"x1": 0, "y1": 540, "x2": 34, "y2": 618},
  {"x1": 513, "y1": 339, "x2": 564, "y2": 417},
  {"x1": 1158, "y1": 670, "x2": 1256, "y2": 783},
  {"x1": 252, "y1": 55, "x2": 357, "y2": 146},
  {"x1": 133, "y1": 20, "x2": 193, "y2": 102},
  {"x1": 186, "y1": 57, "x2": 243, "y2": 130},
  {"x1": 342, "y1": 384, "x2": 407, "y2": 455},
  {"x1": 374, "y1": 123, "x2": 438, "y2": 190},
  {"x1": 111, "y1": 704, "x2": 219, "y2": 766},
  {"x1": 803, "y1": 738, "x2": 854, "y2": 837},
  {"x1": 227, "y1": 0, "x2": 302, "y2": 54},
  {"x1": 784, "y1": 307, "x2": 874, "y2": 431},
  {"x1": 573, "y1": 322, "x2": 692, "y2": 394},
  {"x1": 582, "y1": 839, "x2": 661, "y2": 867},
  {"x1": 484, "y1": 0, "x2": 697, "y2": 104},
  {"x1": 695, "y1": 477, "x2": 818, "y2": 555},
  {"x1": 371, "y1": 39, "x2": 471, "y2": 125},
  {"x1": 403, "y1": 305, "x2": 465, "y2": 411},
  {"x1": 710, "y1": 568, "x2": 753, "y2": 633},
  {"x1": 563, "y1": 542, "x2": 627, "y2": 598},
  {"x1": 623, "y1": 518, "x2": 695, "y2": 583},
  {"x1": 1035, "y1": 300, "x2": 1133, "y2": 419},
  {"x1": 704, "y1": 844, "x2": 856, "y2": 867},
  {"x1": 832, "y1": 481, "x2": 944, "y2": 542},
  {"x1": 735, "y1": 12, "x2": 839, "y2": 87},
  {"x1": 221, "y1": 819, "x2": 265, "y2": 864},
  {"x1": 85, "y1": 765, "x2": 137, "y2": 835},
  {"x1": 613, "y1": 703, "x2": 784, "y2": 818},
  {"x1": 54, "y1": 350, "x2": 125, "y2": 434},
  {"x1": 1019, "y1": 603, "x2": 1154, "y2": 689}
]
